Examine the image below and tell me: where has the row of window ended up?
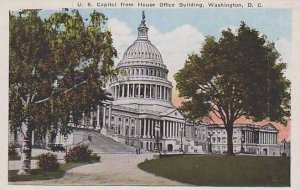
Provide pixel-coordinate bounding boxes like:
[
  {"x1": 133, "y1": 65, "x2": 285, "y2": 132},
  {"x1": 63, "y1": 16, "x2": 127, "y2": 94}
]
[
  {"x1": 110, "y1": 84, "x2": 172, "y2": 101},
  {"x1": 118, "y1": 61, "x2": 166, "y2": 69},
  {"x1": 116, "y1": 67, "x2": 167, "y2": 79},
  {"x1": 124, "y1": 51, "x2": 161, "y2": 59}
]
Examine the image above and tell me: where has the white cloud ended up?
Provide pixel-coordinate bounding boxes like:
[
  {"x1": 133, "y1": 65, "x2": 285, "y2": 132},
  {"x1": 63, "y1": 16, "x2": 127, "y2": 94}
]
[
  {"x1": 275, "y1": 38, "x2": 292, "y2": 63},
  {"x1": 107, "y1": 18, "x2": 205, "y2": 105},
  {"x1": 274, "y1": 38, "x2": 292, "y2": 79},
  {"x1": 148, "y1": 24, "x2": 205, "y2": 83},
  {"x1": 107, "y1": 18, "x2": 205, "y2": 86},
  {"x1": 107, "y1": 18, "x2": 135, "y2": 61}
]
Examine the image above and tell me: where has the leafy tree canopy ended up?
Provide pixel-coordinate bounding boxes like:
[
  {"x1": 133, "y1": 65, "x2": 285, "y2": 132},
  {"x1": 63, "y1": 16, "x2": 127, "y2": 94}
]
[
  {"x1": 9, "y1": 9, "x2": 117, "y2": 135},
  {"x1": 175, "y1": 22, "x2": 290, "y2": 155},
  {"x1": 9, "y1": 9, "x2": 117, "y2": 174}
]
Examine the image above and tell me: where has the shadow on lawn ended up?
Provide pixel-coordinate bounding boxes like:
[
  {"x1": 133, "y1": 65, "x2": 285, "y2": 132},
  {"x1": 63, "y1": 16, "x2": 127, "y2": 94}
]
[
  {"x1": 138, "y1": 155, "x2": 290, "y2": 187},
  {"x1": 9, "y1": 161, "x2": 99, "y2": 182}
]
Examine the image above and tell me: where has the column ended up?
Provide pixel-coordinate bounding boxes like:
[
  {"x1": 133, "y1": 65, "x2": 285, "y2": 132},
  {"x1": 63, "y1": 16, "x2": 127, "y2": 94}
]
[
  {"x1": 163, "y1": 121, "x2": 166, "y2": 138},
  {"x1": 143, "y1": 118, "x2": 146, "y2": 138},
  {"x1": 138, "y1": 119, "x2": 141, "y2": 136},
  {"x1": 138, "y1": 84, "x2": 140, "y2": 97},
  {"x1": 149, "y1": 119, "x2": 152, "y2": 138},
  {"x1": 175, "y1": 122, "x2": 177, "y2": 137},
  {"x1": 270, "y1": 133, "x2": 273, "y2": 144},
  {"x1": 122, "y1": 85, "x2": 125, "y2": 98},
  {"x1": 172, "y1": 122, "x2": 175, "y2": 138},
  {"x1": 248, "y1": 131, "x2": 250, "y2": 143},
  {"x1": 96, "y1": 105, "x2": 100, "y2": 129},
  {"x1": 144, "y1": 84, "x2": 146, "y2": 98},
  {"x1": 82, "y1": 112, "x2": 85, "y2": 128},
  {"x1": 165, "y1": 87, "x2": 168, "y2": 101},
  {"x1": 166, "y1": 121, "x2": 169, "y2": 138},
  {"x1": 170, "y1": 121, "x2": 173, "y2": 138},
  {"x1": 169, "y1": 121, "x2": 171, "y2": 138},
  {"x1": 127, "y1": 84, "x2": 130, "y2": 97},
  {"x1": 114, "y1": 86, "x2": 117, "y2": 99},
  {"x1": 152, "y1": 119, "x2": 155, "y2": 138},
  {"x1": 108, "y1": 105, "x2": 112, "y2": 129},
  {"x1": 154, "y1": 85, "x2": 157, "y2": 99},
  {"x1": 166, "y1": 88, "x2": 168, "y2": 101},
  {"x1": 148, "y1": 119, "x2": 151, "y2": 138},
  {"x1": 102, "y1": 106, "x2": 106, "y2": 129},
  {"x1": 32, "y1": 130, "x2": 35, "y2": 145},
  {"x1": 170, "y1": 122, "x2": 173, "y2": 137},
  {"x1": 89, "y1": 111, "x2": 93, "y2": 129},
  {"x1": 249, "y1": 131, "x2": 251, "y2": 143},
  {"x1": 150, "y1": 84, "x2": 152, "y2": 99},
  {"x1": 177, "y1": 123, "x2": 179, "y2": 137}
]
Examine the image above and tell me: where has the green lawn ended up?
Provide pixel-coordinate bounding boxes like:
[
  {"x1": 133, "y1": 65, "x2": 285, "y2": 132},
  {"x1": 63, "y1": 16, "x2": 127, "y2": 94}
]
[
  {"x1": 9, "y1": 161, "x2": 94, "y2": 182},
  {"x1": 138, "y1": 155, "x2": 290, "y2": 186}
]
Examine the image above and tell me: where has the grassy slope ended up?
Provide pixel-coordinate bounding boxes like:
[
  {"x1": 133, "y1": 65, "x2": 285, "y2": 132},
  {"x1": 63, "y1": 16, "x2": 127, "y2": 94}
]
[
  {"x1": 8, "y1": 162, "x2": 93, "y2": 182},
  {"x1": 138, "y1": 155, "x2": 290, "y2": 186}
]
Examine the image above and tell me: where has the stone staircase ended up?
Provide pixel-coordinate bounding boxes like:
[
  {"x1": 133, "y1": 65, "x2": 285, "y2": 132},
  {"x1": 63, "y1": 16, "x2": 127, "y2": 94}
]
[{"x1": 76, "y1": 129, "x2": 136, "y2": 154}]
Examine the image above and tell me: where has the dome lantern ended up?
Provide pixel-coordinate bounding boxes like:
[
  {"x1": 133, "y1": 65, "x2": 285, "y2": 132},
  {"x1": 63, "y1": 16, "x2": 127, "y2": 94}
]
[{"x1": 137, "y1": 11, "x2": 148, "y2": 41}]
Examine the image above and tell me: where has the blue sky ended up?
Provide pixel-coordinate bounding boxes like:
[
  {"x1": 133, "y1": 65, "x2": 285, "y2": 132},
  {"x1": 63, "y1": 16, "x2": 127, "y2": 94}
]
[
  {"x1": 39, "y1": 8, "x2": 292, "y2": 84},
  {"x1": 40, "y1": 8, "x2": 292, "y2": 41}
]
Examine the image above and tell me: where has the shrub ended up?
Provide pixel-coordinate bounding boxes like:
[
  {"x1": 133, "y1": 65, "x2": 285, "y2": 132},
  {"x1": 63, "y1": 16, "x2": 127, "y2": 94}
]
[
  {"x1": 90, "y1": 153, "x2": 101, "y2": 161},
  {"x1": 8, "y1": 144, "x2": 20, "y2": 160},
  {"x1": 65, "y1": 144, "x2": 93, "y2": 163},
  {"x1": 37, "y1": 152, "x2": 59, "y2": 170}
]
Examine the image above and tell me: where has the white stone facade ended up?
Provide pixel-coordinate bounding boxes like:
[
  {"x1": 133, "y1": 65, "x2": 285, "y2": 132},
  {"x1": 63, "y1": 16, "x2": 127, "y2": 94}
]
[
  {"x1": 192, "y1": 123, "x2": 281, "y2": 156},
  {"x1": 86, "y1": 12, "x2": 191, "y2": 152}
]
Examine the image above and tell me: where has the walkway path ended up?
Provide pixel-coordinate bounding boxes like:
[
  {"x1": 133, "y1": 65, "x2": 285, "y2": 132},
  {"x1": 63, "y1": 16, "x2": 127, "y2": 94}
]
[
  {"x1": 10, "y1": 153, "x2": 185, "y2": 186},
  {"x1": 10, "y1": 130, "x2": 185, "y2": 185}
]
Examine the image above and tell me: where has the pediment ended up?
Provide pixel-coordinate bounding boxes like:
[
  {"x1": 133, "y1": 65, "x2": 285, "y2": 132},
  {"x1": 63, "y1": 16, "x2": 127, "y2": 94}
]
[
  {"x1": 262, "y1": 123, "x2": 278, "y2": 131},
  {"x1": 160, "y1": 108, "x2": 185, "y2": 120}
]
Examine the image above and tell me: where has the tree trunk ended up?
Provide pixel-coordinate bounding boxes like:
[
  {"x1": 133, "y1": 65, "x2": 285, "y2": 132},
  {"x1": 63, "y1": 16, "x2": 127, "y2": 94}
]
[
  {"x1": 225, "y1": 124, "x2": 234, "y2": 156},
  {"x1": 18, "y1": 118, "x2": 32, "y2": 175}
]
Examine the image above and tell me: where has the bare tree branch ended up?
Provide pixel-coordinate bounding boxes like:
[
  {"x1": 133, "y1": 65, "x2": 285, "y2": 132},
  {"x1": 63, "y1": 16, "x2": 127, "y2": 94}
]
[{"x1": 34, "y1": 80, "x2": 87, "y2": 104}]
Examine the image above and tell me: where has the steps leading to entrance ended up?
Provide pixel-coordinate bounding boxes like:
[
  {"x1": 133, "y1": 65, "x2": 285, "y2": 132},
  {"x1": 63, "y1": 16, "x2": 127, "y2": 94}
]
[{"x1": 74, "y1": 129, "x2": 136, "y2": 154}]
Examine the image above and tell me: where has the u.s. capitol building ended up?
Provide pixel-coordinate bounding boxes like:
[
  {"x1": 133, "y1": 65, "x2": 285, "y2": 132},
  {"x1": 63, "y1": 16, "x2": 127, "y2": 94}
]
[{"x1": 93, "y1": 13, "x2": 192, "y2": 152}]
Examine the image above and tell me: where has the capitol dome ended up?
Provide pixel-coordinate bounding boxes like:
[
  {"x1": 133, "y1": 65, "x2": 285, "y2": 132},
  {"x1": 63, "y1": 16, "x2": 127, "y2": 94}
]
[
  {"x1": 122, "y1": 40, "x2": 163, "y2": 64},
  {"x1": 109, "y1": 11, "x2": 173, "y2": 112}
]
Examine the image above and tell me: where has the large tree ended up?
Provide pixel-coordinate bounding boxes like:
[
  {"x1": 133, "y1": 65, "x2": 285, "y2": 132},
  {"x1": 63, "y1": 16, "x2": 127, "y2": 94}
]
[
  {"x1": 9, "y1": 9, "x2": 117, "y2": 174},
  {"x1": 175, "y1": 22, "x2": 290, "y2": 155}
]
